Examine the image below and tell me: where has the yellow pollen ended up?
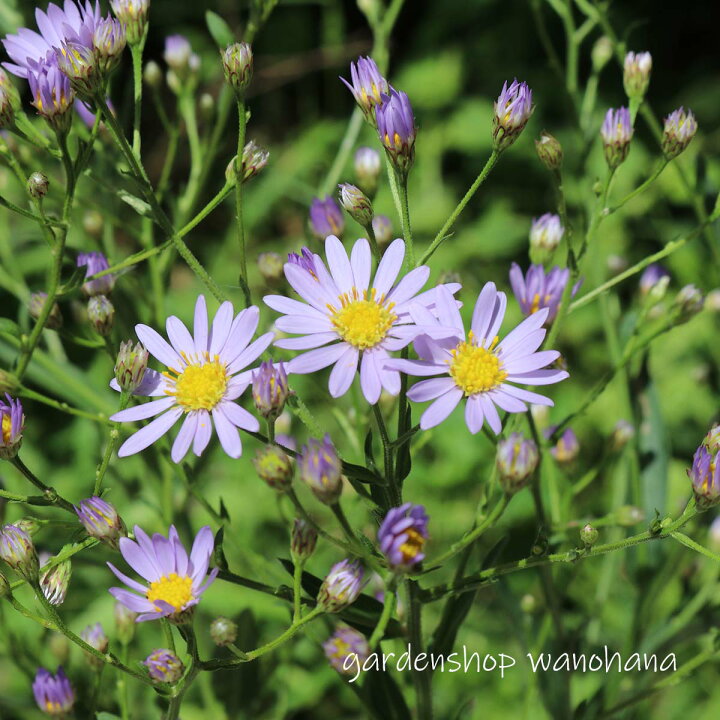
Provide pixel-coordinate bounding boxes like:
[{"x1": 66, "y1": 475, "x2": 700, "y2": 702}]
[
  {"x1": 399, "y1": 528, "x2": 425, "y2": 563},
  {"x1": 529, "y1": 292, "x2": 551, "y2": 314},
  {"x1": 449, "y1": 331, "x2": 507, "y2": 396},
  {"x1": 146, "y1": 573, "x2": 193, "y2": 612},
  {"x1": 164, "y1": 352, "x2": 228, "y2": 411},
  {"x1": 328, "y1": 288, "x2": 396, "y2": 350},
  {"x1": 45, "y1": 700, "x2": 62, "y2": 712},
  {"x1": 2, "y1": 414, "x2": 12, "y2": 444},
  {"x1": 330, "y1": 638, "x2": 351, "y2": 659}
]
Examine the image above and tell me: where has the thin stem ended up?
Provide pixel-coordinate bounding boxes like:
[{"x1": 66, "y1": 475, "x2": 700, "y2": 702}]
[
  {"x1": 11, "y1": 457, "x2": 75, "y2": 514},
  {"x1": 177, "y1": 183, "x2": 233, "y2": 238},
  {"x1": 18, "y1": 386, "x2": 111, "y2": 424},
  {"x1": 94, "y1": 392, "x2": 130, "y2": 494},
  {"x1": 372, "y1": 403, "x2": 397, "y2": 507},
  {"x1": 418, "y1": 150, "x2": 500, "y2": 265},
  {"x1": 397, "y1": 175, "x2": 415, "y2": 266},
  {"x1": 365, "y1": 221, "x2": 381, "y2": 262},
  {"x1": 606, "y1": 160, "x2": 669, "y2": 215},
  {"x1": 369, "y1": 577, "x2": 397, "y2": 649},
  {"x1": 234, "y1": 97, "x2": 251, "y2": 306},
  {"x1": 286, "y1": 489, "x2": 353, "y2": 554},
  {"x1": 292, "y1": 559, "x2": 304, "y2": 623},
  {"x1": 406, "y1": 579, "x2": 432, "y2": 720},
  {"x1": 130, "y1": 37, "x2": 147, "y2": 157}
]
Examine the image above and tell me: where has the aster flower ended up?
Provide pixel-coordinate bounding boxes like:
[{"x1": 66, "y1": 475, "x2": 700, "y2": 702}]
[
  {"x1": 372, "y1": 215, "x2": 393, "y2": 245},
  {"x1": 109, "y1": 295, "x2": 274, "y2": 462},
  {"x1": 0, "y1": 523, "x2": 38, "y2": 580},
  {"x1": 338, "y1": 183, "x2": 373, "y2": 227},
  {"x1": 298, "y1": 434, "x2": 342, "y2": 504},
  {"x1": 377, "y1": 503, "x2": 429, "y2": 571},
  {"x1": 75, "y1": 496, "x2": 126, "y2": 548},
  {"x1": 376, "y1": 89, "x2": 416, "y2": 175},
  {"x1": 2, "y1": 1, "x2": 101, "y2": 79},
  {"x1": 639, "y1": 263, "x2": 670, "y2": 297},
  {"x1": 144, "y1": 649, "x2": 185, "y2": 683},
  {"x1": 108, "y1": 524, "x2": 218, "y2": 623},
  {"x1": 309, "y1": 196, "x2": 345, "y2": 240},
  {"x1": 623, "y1": 51, "x2": 652, "y2": 97},
  {"x1": 688, "y1": 442, "x2": 720, "y2": 508},
  {"x1": 264, "y1": 237, "x2": 459, "y2": 404},
  {"x1": 323, "y1": 626, "x2": 370, "y2": 675},
  {"x1": 0, "y1": 393, "x2": 24, "y2": 459},
  {"x1": 547, "y1": 427, "x2": 579, "y2": 466},
  {"x1": 251, "y1": 360, "x2": 289, "y2": 418},
  {"x1": 662, "y1": 107, "x2": 698, "y2": 159},
  {"x1": 317, "y1": 558, "x2": 364, "y2": 613},
  {"x1": 340, "y1": 56, "x2": 389, "y2": 122},
  {"x1": 39, "y1": 556, "x2": 72, "y2": 605},
  {"x1": 110, "y1": 0, "x2": 149, "y2": 45},
  {"x1": 77, "y1": 251, "x2": 114, "y2": 296},
  {"x1": 601, "y1": 107, "x2": 633, "y2": 168},
  {"x1": 509, "y1": 263, "x2": 580, "y2": 325},
  {"x1": 27, "y1": 59, "x2": 75, "y2": 130},
  {"x1": 33, "y1": 667, "x2": 74, "y2": 716},
  {"x1": 493, "y1": 79, "x2": 534, "y2": 151},
  {"x1": 385, "y1": 283, "x2": 569, "y2": 434}
]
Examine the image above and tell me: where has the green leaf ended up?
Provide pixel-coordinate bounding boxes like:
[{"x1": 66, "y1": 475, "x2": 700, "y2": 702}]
[
  {"x1": 206, "y1": 10, "x2": 235, "y2": 48},
  {"x1": 342, "y1": 460, "x2": 386, "y2": 485},
  {"x1": 0, "y1": 318, "x2": 20, "y2": 338},
  {"x1": 213, "y1": 527, "x2": 229, "y2": 570},
  {"x1": 117, "y1": 190, "x2": 152, "y2": 218}
]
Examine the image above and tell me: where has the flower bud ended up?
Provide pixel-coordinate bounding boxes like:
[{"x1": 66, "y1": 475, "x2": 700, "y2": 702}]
[
  {"x1": 199, "y1": 92, "x2": 214, "y2": 122},
  {"x1": 110, "y1": 0, "x2": 150, "y2": 46},
  {"x1": 0, "y1": 524, "x2": 39, "y2": 581},
  {"x1": 639, "y1": 263, "x2": 669, "y2": 299},
  {"x1": 378, "y1": 503, "x2": 429, "y2": 571},
  {"x1": 338, "y1": 183, "x2": 373, "y2": 227},
  {"x1": 93, "y1": 18, "x2": 127, "y2": 76},
  {"x1": 607, "y1": 254, "x2": 628, "y2": 275},
  {"x1": 14, "y1": 517, "x2": 41, "y2": 537},
  {"x1": 377, "y1": 89, "x2": 417, "y2": 175},
  {"x1": 55, "y1": 41, "x2": 101, "y2": 98},
  {"x1": 611, "y1": 420, "x2": 635, "y2": 451},
  {"x1": 688, "y1": 436, "x2": 720, "y2": 509},
  {"x1": 239, "y1": 140, "x2": 269, "y2": 183},
  {"x1": 28, "y1": 292, "x2": 62, "y2": 330},
  {"x1": 75, "y1": 497, "x2": 126, "y2": 550},
  {"x1": 354, "y1": 146, "x2": 381, "y2": 198},
  {"x1": 309, "y1": 196, "x2": 345, "y2": 240},
  {"x1": 493, "y1": 79, "x2": 534, "y2": 152},
  {"x1": 580, "y1": 523, "x2": 598, "y2": 547},
  {"x1": 33, "y1": 667, "x2": 75, "y2": 716},
  {"x1": 341, "y1": 57, "x2": 389, "y2": 124},
  {"x1": 0, "y1": 394, "x2": 24, "y2": 460},
  {"x1": 210, "y1": 616, "x2": 238, "y2": 646},
  {"x1": 40, "y1": 557, "x2": 72, "y2": 606},
  {"x1": 258, "y1": 252, "x2": 284, "y2": 284},
  {"x1": 144, "y1": 649, "x2": 184, "y2": 683},
  {"x1": 0, "y1": 87, "x2": 14, "y2": 129},
  {"x1": 623, "y1": 51, "x2": 652, "y2": 98},
  {"x1": 317, "y1": 559, "x2": 364, "y2": 613},
  {"x1": 164, "y1": 35, "x2": 192, "y2": 73},
  {"x1": 535, "y1": 131, "x2": 563, "y2": 171},
  {"x1": 78, "y1": 252, "x2": 115, "y2": 297},
  {"x1": 143, "y1": 60, "x2": 162, "y2": 88},
  {"x1": 529, "y1": 213, "x2": 563, "y2": 264},
  {"x1": 662, "y1": 108, "x2": 698, "y2": 159},
  {"x1": 252, "y1": 360, "x2": 289, "y2": 419},
  {"x1": 323, "y1": 626, "x2": 370, "y2": 675},
  {"x1": 496, "y1": 433, "x2": 539, "y2": 494},
  {"x1": 114, "y1": 601, "x2": 137, "y2": 644},
  {"x1": 114, "y1": 341, "x2": 149, "y2": 393},
  {"x1": 88, "y1": 295, "x2": 115, "y2": 336},
  {"x1": 80, "y1": 622, "x2": 108, "y2": 667},
  {"x1": 704, "y1": 425, "x2": 720, "y2": 454},
  {"x1": 290, "y1": 518, "x2": 317, "y2": 563},
  {"x1": 709, "y1": 516, "x2": 720, "y2": 553},
  {"x1": 592, "y1": 36, "x2": 613, "y2": 71},
  {"x1": 673, "y1": 284, "x2": 704, "y2": 324},
  {"x1": 299, "y1": 435, "x2": 342, "y2": 504},
  {"x1": 601, "y1": 107, "x2": 633, "y2": 169},
  {"x1": 371, "y1": 215, "x2": 393, "y2": 246},
  {"x1": 253, "y1": 445, "x2": 294, "y2": 491},
  {"x1": 27, "y1": 171, "x2": 49, "y2": 199},
  {"x1": 549, "y1": 427, "x2": 580, "y2": 467},
  {"x1": 222, "y1": 42, "x2": 253, "y2": 95}
]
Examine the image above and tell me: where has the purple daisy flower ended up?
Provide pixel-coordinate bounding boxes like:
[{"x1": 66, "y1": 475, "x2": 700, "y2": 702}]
[
  {"x1": 144, "y1": 648, "x2": 185, "y2": 682},
  {"x1": 493, "y1": 78, "x2": 533, "y2": 149},
  {"x1": 377, "y1": 503, "x2": 429, "y2": 571},
  {"x1": 109, "y1": 295, "x2": 274, "y2": 462},
  {"x1": 26, "y1": 58, "x2": 75, "y2": 126},
  {"x1": 376, "y1": 89, "x2": 416, "y2": 173},
  {"x1": 509, "y1": 263, "x2": 580, "y2": 325},
  {"x1": 33, "y1": 666, "x2": 75, "y2": 716},
  {"x1": 108, "y1": 524, "x2": 218, "y2": 623},
  {"x1": 264, "y1": 237, "x2": 460, "y2": 404},
  {"x1": 385, "y1": 283, "x2": 569, "y2": 434},
  {"x1": 340, "y1": 56, "x2": 389, "y2": 120},
  {"x1": 77, "y1": 251, "x2": 114, "y2": 296},
  {"x1": 688, "y1": 441, "x2": 720, "y2": 507},
  {"x1": 2, "y1": 1, "x2": 101, "y2": 78}
]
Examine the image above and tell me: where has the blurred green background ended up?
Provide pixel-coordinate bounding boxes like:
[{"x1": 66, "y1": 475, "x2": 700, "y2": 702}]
[{"x1": 1, "y1": 0, "x2": 720, "y2": 718}]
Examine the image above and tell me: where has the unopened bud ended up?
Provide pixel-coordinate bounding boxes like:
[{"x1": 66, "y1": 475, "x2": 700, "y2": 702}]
[
  {"x1": 0, "y1": 524, "x2": 39, "y2": 581},
  {"x1": 496, "y1": 433, "x2": 539, "y2": 494},
  {"x1": 535, "y1": 131, "x2": 563, "y2": 171},
  {"x1": 210, "y1": 616, "x2": 238, "y2": 646},
  {"x1": 143, "y1": 60, "x2": 162, "y2": 88},
  {"x1": 252, "y1": 360, "x2": 289, "y2": 419},
  {"x1": 290, "y1": 518, "x2": 317, "y2": 563},
  {"x1": 253, "y1": 445, "x2": 294, "y2": 491},
  {"x1": 80, "y1": 622, "x2": 108, "y2": 667},
  {"x1": 75, "y1": 497, "x2": 126, "y2": 550},
  {"x1": 258, "y1": 252, "x2": 284, "y2": 284},
  {"x1": 114, "y1": 341, "x2": 149, "y2": 393},
  {"x1": 222, "y1": 42, "x2": 253, "y2": 95},
  {"x1": 29, "y1": 292, "x2": 62, "y2": 330},
  {"x1": 354, "y1": 146, "x2": 381, "y2": 198},
  {"x1": 144, "y1": 649, "x2": 185, "y2": 683},
  {"x1": 0, "y1": 87, "x2": 14, "y2": 129},
  {"x1": 623, "y1": 52, "x2": 652, "y2": 98},
  {"x1": 88, "y1": 295, "x2": 115, "y2": 336},
  {"x1": 299, "y1": 435, "x2": 342, "y2": 504},
  {"x1": 371, "y1": 215, "x2": 392, "y2": 246},
  {"x1": 580, "y1": 524, "x2": 598, "y2": 547},
  {"x1": 338, "y1": 183, "x2": 373, "y2": 227},
  {"x1": 114, "y1": 601, "x2": 137, "y2": 644},
  {"x1": 27, "y1": 172, "x2": 49, "y2": 199},
  {"x1": 39, "y1": 557, "x2": 72, "y2": 605},
  {"x1": 673, "y1": 284, "x2": 704, "y2": 324},
  {"x1": 317, "y1": 559, "x2": 364, "y2": 613},
  {"x1": 611, "y1": 420, "x2": 635, "y2": 451},
  {"x1": 592, "y1": 37, "x2": 613, "y2": 72}
]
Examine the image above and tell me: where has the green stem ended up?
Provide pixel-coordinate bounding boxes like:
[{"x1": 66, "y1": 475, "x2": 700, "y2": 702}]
[
  {"x1": 234, "y1": 97, "x2": 251, "y2": 307},
  {"x1": 130, "y1": 37, "x2": 147, "y2": 158},
  {"x1": 396, "y1": 175, "x2": 415, "y2": 267},
  {"x1": 422, "y1": 499, "x2": 698, "y2": 602},
  {"x1": 372, "y1": 403, "x2": 397, "y2": 507},
  {"x1": 369, "y1": 577, "x2": 397, "y2": 649},
  {"x1": 11, "y1": 457, "x2": 75, "y2": 514},
  {"x1": 406, "y1": 579, "x2": 432, "y2": 720},
  {"x1": 18, "y1": 386, "x2": 110, "y2": 424},
  {"x1": 365, "y1": 221, "x2": 381, "y2": 261},
  {"x1": 606, "y1": 160, "x2": 669, "y2": 215},
  {"x1": 292, "y1": 559, "x2": 304, "y2": 623},
  {"x1": 94, "y1": 392, "x2": 130, "y2": 494},
  {"x1": 177, "y1": 183, "x2": 233, "y2": 238},
  {"x1": 286, "y1": 489, "x2": 353, "y2": 554},
  {"x1": 418, "y1": 150, "x2": 500, "y2": 266}
]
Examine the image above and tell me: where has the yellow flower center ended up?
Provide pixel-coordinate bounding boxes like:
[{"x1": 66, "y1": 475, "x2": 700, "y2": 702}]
[
  {"x1": 399, "y1": 528, "x2": 426, "y2": 564},
  {"x1": 45, "y1": 700, "x2": 63, "y2": 713},
  {"x1": 529, "y1": 292, "x2": 552, "y2": 314},
  {"x1": 164, "y1": 353, "x2": 229, "y2": 411},
  {"x1": 1, "y1": 414, "x2": 12, "y2": 444},
  {"x1": 330, "y1": 638, "x2": 351, "y2": 660},
  {"x1": 146, "y1": 572, "x2": 193, "y2": 612},
  {"x1": 449, "y1": 332, "x2": 507, "y2": 396},
  {"x1": 329, "y1": 288, "x2": 396, "y2": 350}
]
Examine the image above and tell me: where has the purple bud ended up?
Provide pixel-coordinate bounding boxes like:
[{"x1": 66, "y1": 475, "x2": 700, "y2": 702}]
[
  {"x1": 317, "y1": 559, "x2": 364, "y2": 613},
  {"x1": 639, "y1": 263, "x2": 670, "y2": 297},
  {"x1": 309, "y1": 196, "x2": 345, "y2": 240},
  {"x1": 548, "y1": 427, "x2": 580, "y2": 466},
  {"x1": 251, "y1": 360, "x2": 289, "y2": 418},
  {"x1": 601, "y1": 107, "x2": 633, "y2": 169},
  {"x1": 341, "y1": 56, "x2": 389, "y2": 123},
  {"x1": 298, "y1": 435, "x2": 343, "y2": 505},
  {"x1": 496, "y1": 433, "x2": 539, "y2": 493},
  {"x1": 0, "y1": 393, "x2": 24, "y2": 459},
  {"x1": 33, "y1": 667, "x2": 75, "y2": 716},
  {"x1": 0, "y1": 523, "x2": 38, "y2": 581},
  {"x1": 323, "y1": 625, "x2": 370, "y2": 674},
  {"x1": 662, "y1": 107, "x2": 698, "y2": 159},
  {"x1": 688, "y1": 438, "x2": 720, "y2": 509},
  {"x1": 75, "y1": 497, "x2": 126, "y2": 549},
  {"x1": 144, "y1": 649, "x2": 185, "y2": 683},
  {"x1": 376, "y1": 89, "x2": 416, "y2": 176},
  {"x1": 77, "y1": 252, "x2": 115, "y2": 296},
  {"x1": 509, "y1": 263, "x2": 580, "y2": 325},
  {"x1": 623, "y1": 52, "x2": 652, "y2": 97},
  {"x1": 493, "y1": 79, "x2": 534, "y2": 151},
  {"x1": 110, "y1": 0, "x2": 150, "y2": 45},
  {"x1": 80, "y1": 622, "x2": 108, "y2": 667},
  {"x1": 290, "y1": 518, "x2": 318, "y2": 562},
  {"x1": 371, "y1": 215, "x2": 393, "y2": 246}
]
